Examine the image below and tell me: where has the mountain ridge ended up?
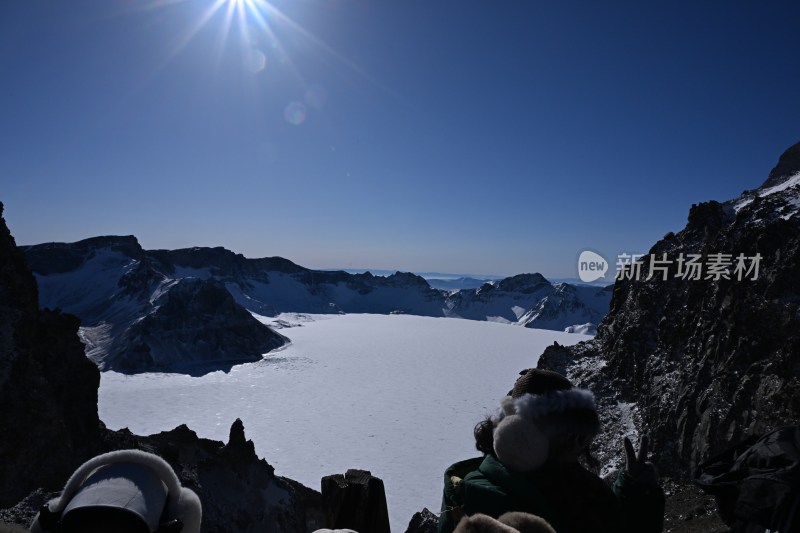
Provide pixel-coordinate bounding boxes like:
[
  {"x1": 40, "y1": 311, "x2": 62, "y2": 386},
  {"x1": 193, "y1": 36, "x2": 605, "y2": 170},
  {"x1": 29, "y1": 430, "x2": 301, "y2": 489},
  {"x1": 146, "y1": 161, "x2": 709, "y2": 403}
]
[{"x1": 21, "y1": 239, "x2": 612, "y2": 372}]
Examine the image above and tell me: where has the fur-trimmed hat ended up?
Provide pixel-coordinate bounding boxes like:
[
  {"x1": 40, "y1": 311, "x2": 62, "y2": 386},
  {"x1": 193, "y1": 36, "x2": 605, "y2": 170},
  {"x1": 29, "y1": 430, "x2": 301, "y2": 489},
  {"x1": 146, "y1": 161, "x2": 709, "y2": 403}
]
[
  {"x1": 454, "y1": 512, "x2": 556, "y2": 533},
  {"x1": 29, "y1": 449, "x2": 202, "y2": 533},
  {"x1": 493, "y1": 369, "x2": 599, "y2": 473}
]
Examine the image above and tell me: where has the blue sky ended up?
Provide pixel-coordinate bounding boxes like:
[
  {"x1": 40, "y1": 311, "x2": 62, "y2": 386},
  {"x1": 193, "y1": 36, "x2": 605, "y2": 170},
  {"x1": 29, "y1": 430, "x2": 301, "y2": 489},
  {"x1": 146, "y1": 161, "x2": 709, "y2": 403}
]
[{"x1": 1, "y1": 0, "x2": 799, "y2": 278}]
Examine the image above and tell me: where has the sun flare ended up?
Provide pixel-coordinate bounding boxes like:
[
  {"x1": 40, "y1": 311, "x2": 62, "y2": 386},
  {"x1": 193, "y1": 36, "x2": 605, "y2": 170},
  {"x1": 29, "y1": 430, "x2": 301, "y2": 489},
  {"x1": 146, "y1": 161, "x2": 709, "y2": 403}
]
[{"x1": 156, "y1": 0, "x2": 290, "y2": 73}]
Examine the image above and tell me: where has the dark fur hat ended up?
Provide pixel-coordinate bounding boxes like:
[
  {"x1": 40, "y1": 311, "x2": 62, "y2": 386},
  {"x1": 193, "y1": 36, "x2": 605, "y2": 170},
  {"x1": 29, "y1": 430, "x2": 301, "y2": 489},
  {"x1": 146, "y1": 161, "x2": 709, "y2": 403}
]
[
  {"x1": 453, "y1": 512, "x2": 556, "y2": 533},
  {"x1": 492, "y1": 369, "x2": 599, "y2": 472}
]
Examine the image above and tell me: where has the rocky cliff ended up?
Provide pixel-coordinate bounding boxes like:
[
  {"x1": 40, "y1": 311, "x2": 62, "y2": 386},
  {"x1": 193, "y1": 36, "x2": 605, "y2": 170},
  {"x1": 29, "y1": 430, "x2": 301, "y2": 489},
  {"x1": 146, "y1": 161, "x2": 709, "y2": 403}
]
[
  {"x1": 537, "y1": 142, "x2": 800, "y2": 479},
  {"x1": 0, "y1": 202, "x2": 102, "y2": 509}
]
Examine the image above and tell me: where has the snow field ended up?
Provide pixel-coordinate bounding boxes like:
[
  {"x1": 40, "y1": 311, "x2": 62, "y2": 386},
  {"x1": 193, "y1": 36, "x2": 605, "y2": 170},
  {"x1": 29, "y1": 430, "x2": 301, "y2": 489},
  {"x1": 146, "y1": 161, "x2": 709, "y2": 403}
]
[{"x1": 99, "y1": 313, "x2": 590, "y2": 532}]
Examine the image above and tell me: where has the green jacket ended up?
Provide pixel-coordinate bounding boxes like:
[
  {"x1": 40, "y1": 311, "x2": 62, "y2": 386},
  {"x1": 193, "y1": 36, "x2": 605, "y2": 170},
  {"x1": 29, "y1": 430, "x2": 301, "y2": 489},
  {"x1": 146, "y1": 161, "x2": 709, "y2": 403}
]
[{"x1": 439, "y1": 455, "x2": 664, "y2": 533}]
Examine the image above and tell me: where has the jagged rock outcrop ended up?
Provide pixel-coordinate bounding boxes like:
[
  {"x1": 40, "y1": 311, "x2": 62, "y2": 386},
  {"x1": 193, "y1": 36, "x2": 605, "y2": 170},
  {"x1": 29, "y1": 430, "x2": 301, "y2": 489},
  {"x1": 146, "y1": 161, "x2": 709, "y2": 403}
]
[
  {"x1": 0, "y1": 202, "x2": 102, "y2": 508},
  {"x1": 106, "y1": 420, "x2": 322, "y2": 533},
  {"x1": 0, "y1": 203, "x2": 321, "y2": 531},
  {"x1": 497, "y1": 273, "x2": 551, "y2": 293},
  {"x1": 0, "y1": 420, "x2": 322, "y2": 532},
  {"x1": 404, "y1": 508, "x2": 439, "y2": 533},
  {"x1": 536, "y1": 142, "x2": 800, "y2": 479},
  {"x1": 321, "y1": 469, "x2": 390, "y2": 533},
  {"x1": 763, "y1": 140, "x2": 800, "y2": 189}
]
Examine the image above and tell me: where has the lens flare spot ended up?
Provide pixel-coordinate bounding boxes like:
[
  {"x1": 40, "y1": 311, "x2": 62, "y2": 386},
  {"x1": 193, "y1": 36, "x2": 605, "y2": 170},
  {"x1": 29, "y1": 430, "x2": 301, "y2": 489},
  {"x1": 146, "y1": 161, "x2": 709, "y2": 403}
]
[
  {"x1": 283, "y1": 102, "x2": 307, "y2": 125},
  {"x1": 246, "y1": 48, "x2": 266, "y2": 73}
]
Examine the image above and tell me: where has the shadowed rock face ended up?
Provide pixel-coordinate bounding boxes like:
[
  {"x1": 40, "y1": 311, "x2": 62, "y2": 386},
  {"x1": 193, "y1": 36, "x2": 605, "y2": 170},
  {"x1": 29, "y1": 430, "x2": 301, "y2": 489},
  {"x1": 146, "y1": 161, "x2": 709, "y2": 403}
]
[
  {"x1": 103, "y1": 420, "x2": 322, "y2": 533},
  {"x1": 536, "y1": 142, "x2": 800, "y2": 479},
  {"x1": 23, "y1": 236, "x2": 145, "y2": 275},
  {"x1": 0, "y1": 202, "x2": 102, "y2": 508},
  {"x1": 149, "y1": 246, "x2": 308, "y2": 279},
  {"x1": 0, "y1": 420, "x2": 321, "y2": 532},
  {"x1": 112, "y1": 277, "x2": 287, "y2": 372},
  {"x1": 764, "y1": 140, "x2": 800, "y2": 189},
  {"x1": 497, "y1": 273, "x2": 551, "y2": 293}
]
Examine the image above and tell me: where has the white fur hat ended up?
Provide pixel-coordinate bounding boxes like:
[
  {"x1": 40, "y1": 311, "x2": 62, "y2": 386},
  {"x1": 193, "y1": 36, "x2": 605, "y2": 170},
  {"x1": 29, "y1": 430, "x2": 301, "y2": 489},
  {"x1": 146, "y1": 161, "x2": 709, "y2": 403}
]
[{"x1": 29, "y1": 449, "x2": 201, "y2": 533}]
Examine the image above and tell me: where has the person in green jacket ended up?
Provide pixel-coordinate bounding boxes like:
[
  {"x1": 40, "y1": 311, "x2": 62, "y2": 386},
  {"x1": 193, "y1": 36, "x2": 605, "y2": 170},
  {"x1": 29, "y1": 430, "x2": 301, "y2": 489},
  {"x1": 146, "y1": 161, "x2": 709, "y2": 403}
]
[{"x1": 439, "y1": 369, "x2": 665, "y2": 533}]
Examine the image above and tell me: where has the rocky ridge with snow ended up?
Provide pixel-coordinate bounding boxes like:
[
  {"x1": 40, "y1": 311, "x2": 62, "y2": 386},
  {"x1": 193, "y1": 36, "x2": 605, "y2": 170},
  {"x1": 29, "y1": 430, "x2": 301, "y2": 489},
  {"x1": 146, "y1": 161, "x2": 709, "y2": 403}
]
[
  {"x1": 0, "y1": 203, "x2": 320, "y2": 532},
  {"x1": 21, "y1": 240, "x2": 610, "y2": 373},
  {"x1": 536, "y1": 141, "x2": 800, "y2": 480}
]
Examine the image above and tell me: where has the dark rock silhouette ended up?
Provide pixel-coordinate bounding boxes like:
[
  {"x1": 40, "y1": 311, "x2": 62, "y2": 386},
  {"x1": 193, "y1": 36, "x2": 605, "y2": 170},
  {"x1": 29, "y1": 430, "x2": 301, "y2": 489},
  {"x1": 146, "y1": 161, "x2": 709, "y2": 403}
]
[
  {"x1": 113, "y1": 277, "x2": 286, "y2": 372},
  {"x1": 0, "y1": 202, "x2": 102, "y2": 508},
  {"x1": 321, "y1": 469, "x2": 390, "y2": 533},
  {"x1": 764, "y1": 140, "x2": 800, "y2": 188},
  {"x1": 405, "y1": 507, "x2": 439, "y2": 533}
]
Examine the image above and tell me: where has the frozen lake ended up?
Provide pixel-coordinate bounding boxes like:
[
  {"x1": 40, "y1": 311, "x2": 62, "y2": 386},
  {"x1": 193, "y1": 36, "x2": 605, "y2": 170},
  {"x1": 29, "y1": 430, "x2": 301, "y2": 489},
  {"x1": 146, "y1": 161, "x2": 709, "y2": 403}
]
[{"x1": 99, "y1": 313, "x2": 590, "y2": 532}]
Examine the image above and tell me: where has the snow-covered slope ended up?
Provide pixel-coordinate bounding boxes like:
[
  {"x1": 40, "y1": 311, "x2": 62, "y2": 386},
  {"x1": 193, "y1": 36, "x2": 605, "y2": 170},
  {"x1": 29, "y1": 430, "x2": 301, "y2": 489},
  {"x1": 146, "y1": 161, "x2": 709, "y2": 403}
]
[
  {"x1": 725, "y1": 141, "x2": 800, "y2": 222},
  {"x1": 425, "y1": 276, "x2": 497, "y2": 290},
  {"x1": 21, "y1": 239, "x2": 612, "y2": 372},
  {"x1": 23, "y1": 239, "x2": 286, "y2": 373},
  {"x1": 727, "y1": 171, "x2": 800, "y2": 221},
  {"x1": 445, "y1": 274, "x2": 611, "y2": 334},
  {"x1": 99, "y1": 313, "x2": 591, "y2": 533}
]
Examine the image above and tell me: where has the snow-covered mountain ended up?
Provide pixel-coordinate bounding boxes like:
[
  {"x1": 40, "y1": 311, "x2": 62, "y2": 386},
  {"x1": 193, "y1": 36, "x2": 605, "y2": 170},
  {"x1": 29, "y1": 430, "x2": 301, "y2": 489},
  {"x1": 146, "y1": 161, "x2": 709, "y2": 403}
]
[
  {"x1": 425, "y1": 276, "x2": 497, "y2": 290},
  {"x1": 21, "y1": 239, "x2": 611, "y2": 372},
  {"x1": 23, "y1": 237, "x2": 287, "y2": 373},
  {"x1": 444, "y1": 273, "x2": 611, "y2": 332}
]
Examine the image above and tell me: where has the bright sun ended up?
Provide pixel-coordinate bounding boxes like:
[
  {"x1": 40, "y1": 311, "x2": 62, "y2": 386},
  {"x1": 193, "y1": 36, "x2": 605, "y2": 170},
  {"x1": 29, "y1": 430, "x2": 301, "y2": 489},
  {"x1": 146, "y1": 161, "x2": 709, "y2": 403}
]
[
  {"x1": 162, "y1": 0, "x2": 285, "y2": 68},
  {"x1": 148, "y1": 0, "x2": 374, "y2": 99}
]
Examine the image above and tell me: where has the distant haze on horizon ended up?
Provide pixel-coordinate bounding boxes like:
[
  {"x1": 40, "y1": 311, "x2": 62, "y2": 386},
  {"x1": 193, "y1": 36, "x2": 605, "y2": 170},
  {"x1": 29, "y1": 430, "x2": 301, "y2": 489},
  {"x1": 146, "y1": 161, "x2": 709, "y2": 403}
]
[{"x1": 2, "y1": 1, "x2": 799, "y2": 278}]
